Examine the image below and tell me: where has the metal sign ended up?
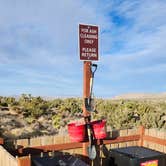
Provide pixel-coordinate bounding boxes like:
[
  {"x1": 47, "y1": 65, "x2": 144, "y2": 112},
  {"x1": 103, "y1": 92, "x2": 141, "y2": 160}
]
[{"x1": 79, "y1": 24, "x2": 98, "y2": 61}]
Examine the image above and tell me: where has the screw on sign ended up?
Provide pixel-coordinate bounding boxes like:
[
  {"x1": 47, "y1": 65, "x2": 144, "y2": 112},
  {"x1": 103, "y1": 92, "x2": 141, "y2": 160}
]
[
  {"x1": 140, "y1": 160, "x2": 158, "y2": 166},
  {"x1": 79, "y1": 24, "x2": 98, "y2": 61}
]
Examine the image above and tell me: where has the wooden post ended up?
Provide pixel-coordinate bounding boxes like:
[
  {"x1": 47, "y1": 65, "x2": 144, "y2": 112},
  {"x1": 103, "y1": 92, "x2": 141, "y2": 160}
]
[
  {"x1": 82, "y1": 61, "x2": 91, "y2": 164},
  {"x1": 139, "y1": 126, "x2": 145, "y2": 146},
  {"x1": 17, "y1": 155, "x2": 31, "y2": 166},
  {"x1": 83, "y1": 61, "x2": 91, "y2": 117}
]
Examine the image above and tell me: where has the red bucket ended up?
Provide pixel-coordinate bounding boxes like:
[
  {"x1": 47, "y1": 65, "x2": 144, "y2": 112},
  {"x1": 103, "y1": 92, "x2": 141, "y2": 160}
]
[
  {"x1": 91, "y1": 120, "x2": 107, "y2": 139},
  {"x1": 68, "y1": 122, "x2": 86, "y2": 142}
]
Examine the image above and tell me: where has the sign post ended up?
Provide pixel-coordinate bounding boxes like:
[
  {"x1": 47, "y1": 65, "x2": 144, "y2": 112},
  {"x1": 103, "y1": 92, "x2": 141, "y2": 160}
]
[
  {"x1": 79, "y1": 24, "x2": 99, "y2": 117},
  {"x1": 79, "y1": 24, "x2": 99, "y2": 159}
]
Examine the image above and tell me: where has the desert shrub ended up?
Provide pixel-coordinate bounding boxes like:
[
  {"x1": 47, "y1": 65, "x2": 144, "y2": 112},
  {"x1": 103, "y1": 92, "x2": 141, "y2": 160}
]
[
  {"x1": 49, "y1": 99, "x2": 63, "y2": 109},
  {"x1": 94, "y1": 99, "x2": 166, "y2": 129},
  {"x1": 25, "y1": 117, "x2": 36, "y2": 124},
  {"x1": 52, "y1": 114, "x2": 62, "y2": 129},
  {"x1": 0, "y1": 94, "x2": 165, "y2": 130},
  {"x1": 59, "y1": 98, "x2": 82, "y2": 115}
]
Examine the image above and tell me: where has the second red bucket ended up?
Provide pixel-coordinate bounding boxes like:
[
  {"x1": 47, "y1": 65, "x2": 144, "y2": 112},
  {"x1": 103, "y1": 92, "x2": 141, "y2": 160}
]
[
  {"x1": 68, "y1": 122, "x2": 86, "y2": 142},
  {"x1": 91, "y1": 120, "x2": 107, "y2": 139}
]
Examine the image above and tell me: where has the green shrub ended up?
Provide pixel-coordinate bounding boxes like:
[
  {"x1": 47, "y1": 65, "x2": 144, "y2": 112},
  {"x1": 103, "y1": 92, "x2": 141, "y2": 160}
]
[
  {"x1": 52, "y1": 115, "x2": 61, "y2": 129},
  {"x1": 0, "y1": 94, "x2": 165, "y2": 130}
]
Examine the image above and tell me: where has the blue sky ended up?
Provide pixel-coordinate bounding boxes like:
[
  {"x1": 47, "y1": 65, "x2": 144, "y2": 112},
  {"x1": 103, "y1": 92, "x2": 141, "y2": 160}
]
[{"x1": 0, "y1": 0, "x2": 166, "y2": 98}]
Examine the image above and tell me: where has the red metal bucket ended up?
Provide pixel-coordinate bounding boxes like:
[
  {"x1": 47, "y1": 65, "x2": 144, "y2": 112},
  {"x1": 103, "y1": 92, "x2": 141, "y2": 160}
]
[
  {"x1": 91, "y1": 120, "x2": 107, "y2": 139},
  {"x1": 68, "y1": 122, "x2": 86, "y2": 142}
]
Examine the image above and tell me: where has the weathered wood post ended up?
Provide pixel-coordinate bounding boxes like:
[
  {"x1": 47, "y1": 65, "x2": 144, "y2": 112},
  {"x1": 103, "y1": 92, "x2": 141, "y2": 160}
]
[
  {"x1": 17, "y1": 155, "x2": 31, "y2": 166},
  {"x1": 83, "y1": 61, "x2": 91, "y2": 118},
  {"x1": 139, "y1": 125, "x2": 145, "y2": 146}
]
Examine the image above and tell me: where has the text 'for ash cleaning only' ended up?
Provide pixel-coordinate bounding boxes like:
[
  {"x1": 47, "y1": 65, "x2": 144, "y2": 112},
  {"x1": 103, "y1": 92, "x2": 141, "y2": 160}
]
[{"x1": 79, "y1": 24, "x2": 99, "y2": 61}]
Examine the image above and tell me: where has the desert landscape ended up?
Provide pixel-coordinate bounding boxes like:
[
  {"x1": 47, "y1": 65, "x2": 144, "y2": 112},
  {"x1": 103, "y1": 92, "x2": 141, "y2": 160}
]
[{"x1": 0, "y1": 93, "x2": 165, "y2": 140}]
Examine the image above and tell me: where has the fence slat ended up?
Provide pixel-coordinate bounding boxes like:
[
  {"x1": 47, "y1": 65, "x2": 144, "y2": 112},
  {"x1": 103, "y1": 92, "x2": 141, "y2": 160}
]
[
  {"x1": 148, "y1": 128, "x2": 157, "y2": 150},
  {"x1": 119, "y1": 129, "x2": 128, "y2": 148},
  {"x1": 157, "y1": 130, "x2": 164, "y2": 152}
]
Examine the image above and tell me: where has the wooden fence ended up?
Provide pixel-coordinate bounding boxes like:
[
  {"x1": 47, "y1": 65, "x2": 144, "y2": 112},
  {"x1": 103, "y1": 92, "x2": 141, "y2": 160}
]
[
  {"x1": 144, "y1": 128, "x2": 166, "y2": 153},
  {"x1": 6, "y1": 127, "x2": 165, "y2": 153},
  {"x1": 0, "y1": 145, "x2": 17, "y2": 166},
  {"x1": 6, "y1": 128, "x2": 139, "y2": 155},
  {"x1": 1, "y1": 126, "x2": 166, "y2": 166}
]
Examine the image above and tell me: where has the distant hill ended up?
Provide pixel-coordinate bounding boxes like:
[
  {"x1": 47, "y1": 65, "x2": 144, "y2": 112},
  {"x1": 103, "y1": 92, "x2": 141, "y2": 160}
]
[{"x1": 113, "y1": 92, "x2": 166, "y2": 100}]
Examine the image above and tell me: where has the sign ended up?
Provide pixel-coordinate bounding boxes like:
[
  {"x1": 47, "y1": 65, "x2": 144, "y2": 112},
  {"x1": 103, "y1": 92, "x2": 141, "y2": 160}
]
[
  {"x1": 79, "y1": 24, "x2": 98, "y2": 61},
  {"x1": 140, "y1": 160, "x2": 158, "y2": 166}
]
